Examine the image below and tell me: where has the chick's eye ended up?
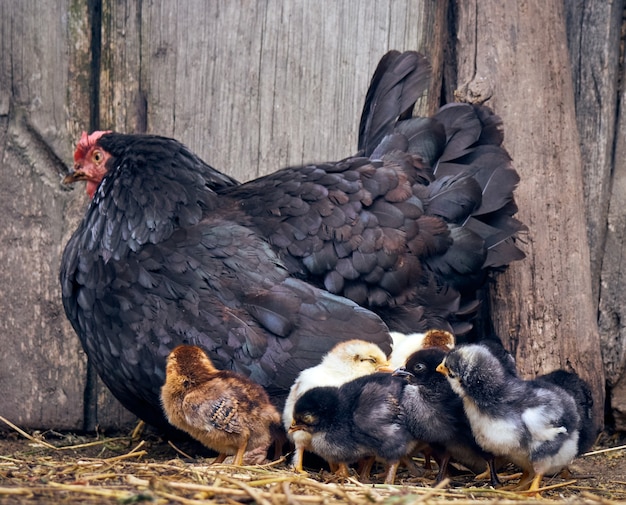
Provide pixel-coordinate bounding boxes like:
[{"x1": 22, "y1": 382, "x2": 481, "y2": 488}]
[
  {"x1": 414, "y1": 363, "x2": 426, "y2": 373},
  {"x1": 363, "y1": 357, "x2": 377, "y2": 364},
  {"x1": 301, "y1": 413, "x2": 317, "y2": 425}
]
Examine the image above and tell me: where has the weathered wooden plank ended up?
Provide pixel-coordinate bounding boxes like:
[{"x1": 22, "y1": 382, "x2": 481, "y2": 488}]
[
  {"x1": 132, "y1": 0, "x2": 444, "y2": 182},
  {"x1": 598, "y1": 52, "x2": 626, "y2": 428},
  {"x1": 0, "y1": 0, "x2": 88, "y2": 430},
  {"x1": 100, "y1": 0, "x2": 143, "y2": 132},
  {"x1": 564, "y1": 0, "x2": 623, "y2": 306},
  {"x1": 564, "y1": 0, "x2": 625, "y2": 429},
  {"x1": 454, "y1": 0, "x2": 605, "y2": 427}
]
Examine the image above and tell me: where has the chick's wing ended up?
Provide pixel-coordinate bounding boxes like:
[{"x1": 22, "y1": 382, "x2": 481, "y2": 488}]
[{"x1": 182, "y1": 389, "x2": 243, "y2": 434}]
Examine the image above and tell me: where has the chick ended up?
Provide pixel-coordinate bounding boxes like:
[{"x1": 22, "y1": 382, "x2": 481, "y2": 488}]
[
  {"x1": 437, "y1": 343, "x2": 595, "y2": 492},
  {"x1": 393, "y1": 347, "x2": 500, "y2": 486},
  {"x1": 535, "y1": 370, "x2": 596, "y2": 458},
  {"x1": 389, "y1": 329, "x2": 455, "y2": 369},
  {"x1": 161, "y1": 345, "x2": 281, "y2": 465},
  {"x1": 290, "y1": 372, "x2": 416, "y2": 484},
  {"x1": 283, "y1": 339, "x2": 390, "y2": 472}
]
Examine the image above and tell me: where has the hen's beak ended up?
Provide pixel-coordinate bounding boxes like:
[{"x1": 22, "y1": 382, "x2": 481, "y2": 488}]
[
  {"x1": 63, "y1": 166, "x2": 88, "y2": 185},
  {"x1": 436, "y1": 362, "x2": 449, "y2": 376}
]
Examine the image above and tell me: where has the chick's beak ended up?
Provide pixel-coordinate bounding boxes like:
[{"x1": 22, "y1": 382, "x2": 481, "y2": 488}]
[
  {"x1": 376, "y1": 363, "x2": 394, "y2": 373},
  {"x1": 436, "y1": 362, "x2": 449, "y2": 376},
  {"x1": 392, "y1": 367, "x2": 414, "y2": 379},
  {"x1": 288, "y1": 421, "x2": 308, "y2": 434}
]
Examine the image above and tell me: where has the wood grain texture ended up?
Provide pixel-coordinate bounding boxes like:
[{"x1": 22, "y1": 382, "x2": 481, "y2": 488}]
[
  {"x1": 454, "y1": 0, "x2": 605, "y2": 426},
  {"x1": 102, "y1": 0, "x2": 444, "y2": 182},
  {"x1": 0, "y1": 0, "x2": 135, "y2": 431},
  {"x1": 599, "y1": 55, "x2": 626, "y2": 428},
  {"x1": 0, "y1": 0, "x2": 84, "y2": 430},
  {"x1": 564, "y1": 0, "x2": 622, "y2": 305},
  {"x1": 564, "y1": 0, "x2": 625, "y2": 429}
]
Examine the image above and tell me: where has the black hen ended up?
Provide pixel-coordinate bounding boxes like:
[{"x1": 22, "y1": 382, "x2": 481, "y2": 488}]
[
  {"x1": 60, "y1": 51, "x2": 524, "y2": 430},
  {"x1": 224, "y1": 53, "x2": 525, "y2": 335}
]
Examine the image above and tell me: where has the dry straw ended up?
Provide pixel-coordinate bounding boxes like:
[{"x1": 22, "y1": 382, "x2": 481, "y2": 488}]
[{"x1": 0, "y1": 415, "x2": 625, "y2": 504}]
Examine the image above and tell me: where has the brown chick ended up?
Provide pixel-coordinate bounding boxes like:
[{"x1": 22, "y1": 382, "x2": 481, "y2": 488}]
[{"x1": 161, "y1": 345, "x2": 281, "y2": 466}]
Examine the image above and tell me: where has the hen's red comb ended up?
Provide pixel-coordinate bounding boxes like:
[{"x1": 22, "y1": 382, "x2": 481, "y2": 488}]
[{"x1": 74, "y1": 131, "x2": 112, "y2": 162}]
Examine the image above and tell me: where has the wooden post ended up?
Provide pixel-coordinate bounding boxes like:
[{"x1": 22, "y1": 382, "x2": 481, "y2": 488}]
[{"x1": 454, "y1": 0, "x2": 606, "y2": 427}]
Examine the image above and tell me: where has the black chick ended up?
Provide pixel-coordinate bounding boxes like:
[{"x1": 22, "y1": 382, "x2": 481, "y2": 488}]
[
  {"x1": 437, "y1": 343, "x2": 596, "y2": 492},
  {"x1": 535, "y1": 370, "x2": 596, "y2": 458},
  {"x1": 289, "y1": 373, "x2": 416, "y2": 484},
  {"x1": 394, "y1": 347, "x2": 500, "y2": 486}
]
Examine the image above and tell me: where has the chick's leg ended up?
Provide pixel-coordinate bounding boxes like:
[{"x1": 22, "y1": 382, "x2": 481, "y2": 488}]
[
  {"x1": 357, "y1": 456, "x2": 375, "y2": 481},
  {"x1": 517, "y1": 469, "x2": 535, "y2": 490},
  {"x1": 501, "y1": 468, "x2": 532, "y2": 491},
  {"x1": 400, "y1": 455, "x2": 425, "y2": 477},
  {"x1": 473, "y1": 458, "x2": 501, "y2": 487},
  {"x1": 334, "y1": 462, "x2": 351, "y2": 478},
  {"x1": 291, "y1": 444, "x2": 307, "y2": 473},
  {"x1": 233, "y1": 436, "x2": 249, "y2": 466},
  {"x1": 528, "y1": 472, "x2": 544, "y2": 494},
  {"x1": 435, "y1": 453, "x2": 451, "y2": 483},
  {"x1": 384, "y1": 461, "x2": 400, "y2": 485},
  {"x1": 214, "y1": 453, "x2": 228, "y2": 464}
]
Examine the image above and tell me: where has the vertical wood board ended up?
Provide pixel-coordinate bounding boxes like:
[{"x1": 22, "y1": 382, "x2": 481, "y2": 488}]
[{"x1": 455, "y1": 0, "x2": 605, "y2": 426}]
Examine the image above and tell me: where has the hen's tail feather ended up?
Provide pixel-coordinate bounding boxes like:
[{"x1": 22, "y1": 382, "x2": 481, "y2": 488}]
[
  {"x1": 394, "y1": 117, "x2": 446, "y2": 164},
  {"x1": 378, "y1": 281, "x2": 478, "y2": 337},
  {"x1": 463, "y1": 216, "x2": 526, "y2": 268},
  {"x1": 435, "y1": 105, "x2": 526, "y2": 259},
  {"x1": 432, "y1": 104, "x2": 484, "y2": 162},
  {"x1": 358, "y1": 57, "x2": 525, "y2": 336},
  {"x1": 359, "y1": 51, "x2": 432, "y2": 157},
  {"x1": 420, "y1": 173, "x2": 483, "y2": 223}
]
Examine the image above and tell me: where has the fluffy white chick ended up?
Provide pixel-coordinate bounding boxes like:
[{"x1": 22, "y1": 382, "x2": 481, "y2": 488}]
[
  {"x1": 389, "y1": 329, "x2": 455, "y2": 369},
  {"x1": 283, "y1": 339, "x2": 391, "y2": 472}
]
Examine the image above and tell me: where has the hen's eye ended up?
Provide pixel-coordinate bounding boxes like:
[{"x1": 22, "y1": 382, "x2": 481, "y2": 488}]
[{"x1": 93, "y1": 150, "x2": 104, "y2": 163}]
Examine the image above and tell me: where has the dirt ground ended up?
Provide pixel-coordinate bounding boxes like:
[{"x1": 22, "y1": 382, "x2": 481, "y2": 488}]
[{"x1": 0, "y1": 427, "x2": 625, "y2": 504}]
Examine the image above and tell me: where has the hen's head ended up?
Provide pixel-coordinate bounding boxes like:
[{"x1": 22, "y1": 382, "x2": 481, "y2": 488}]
[{"x1": 64, "y1": 131, "x2": 112, "y2": 198}]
